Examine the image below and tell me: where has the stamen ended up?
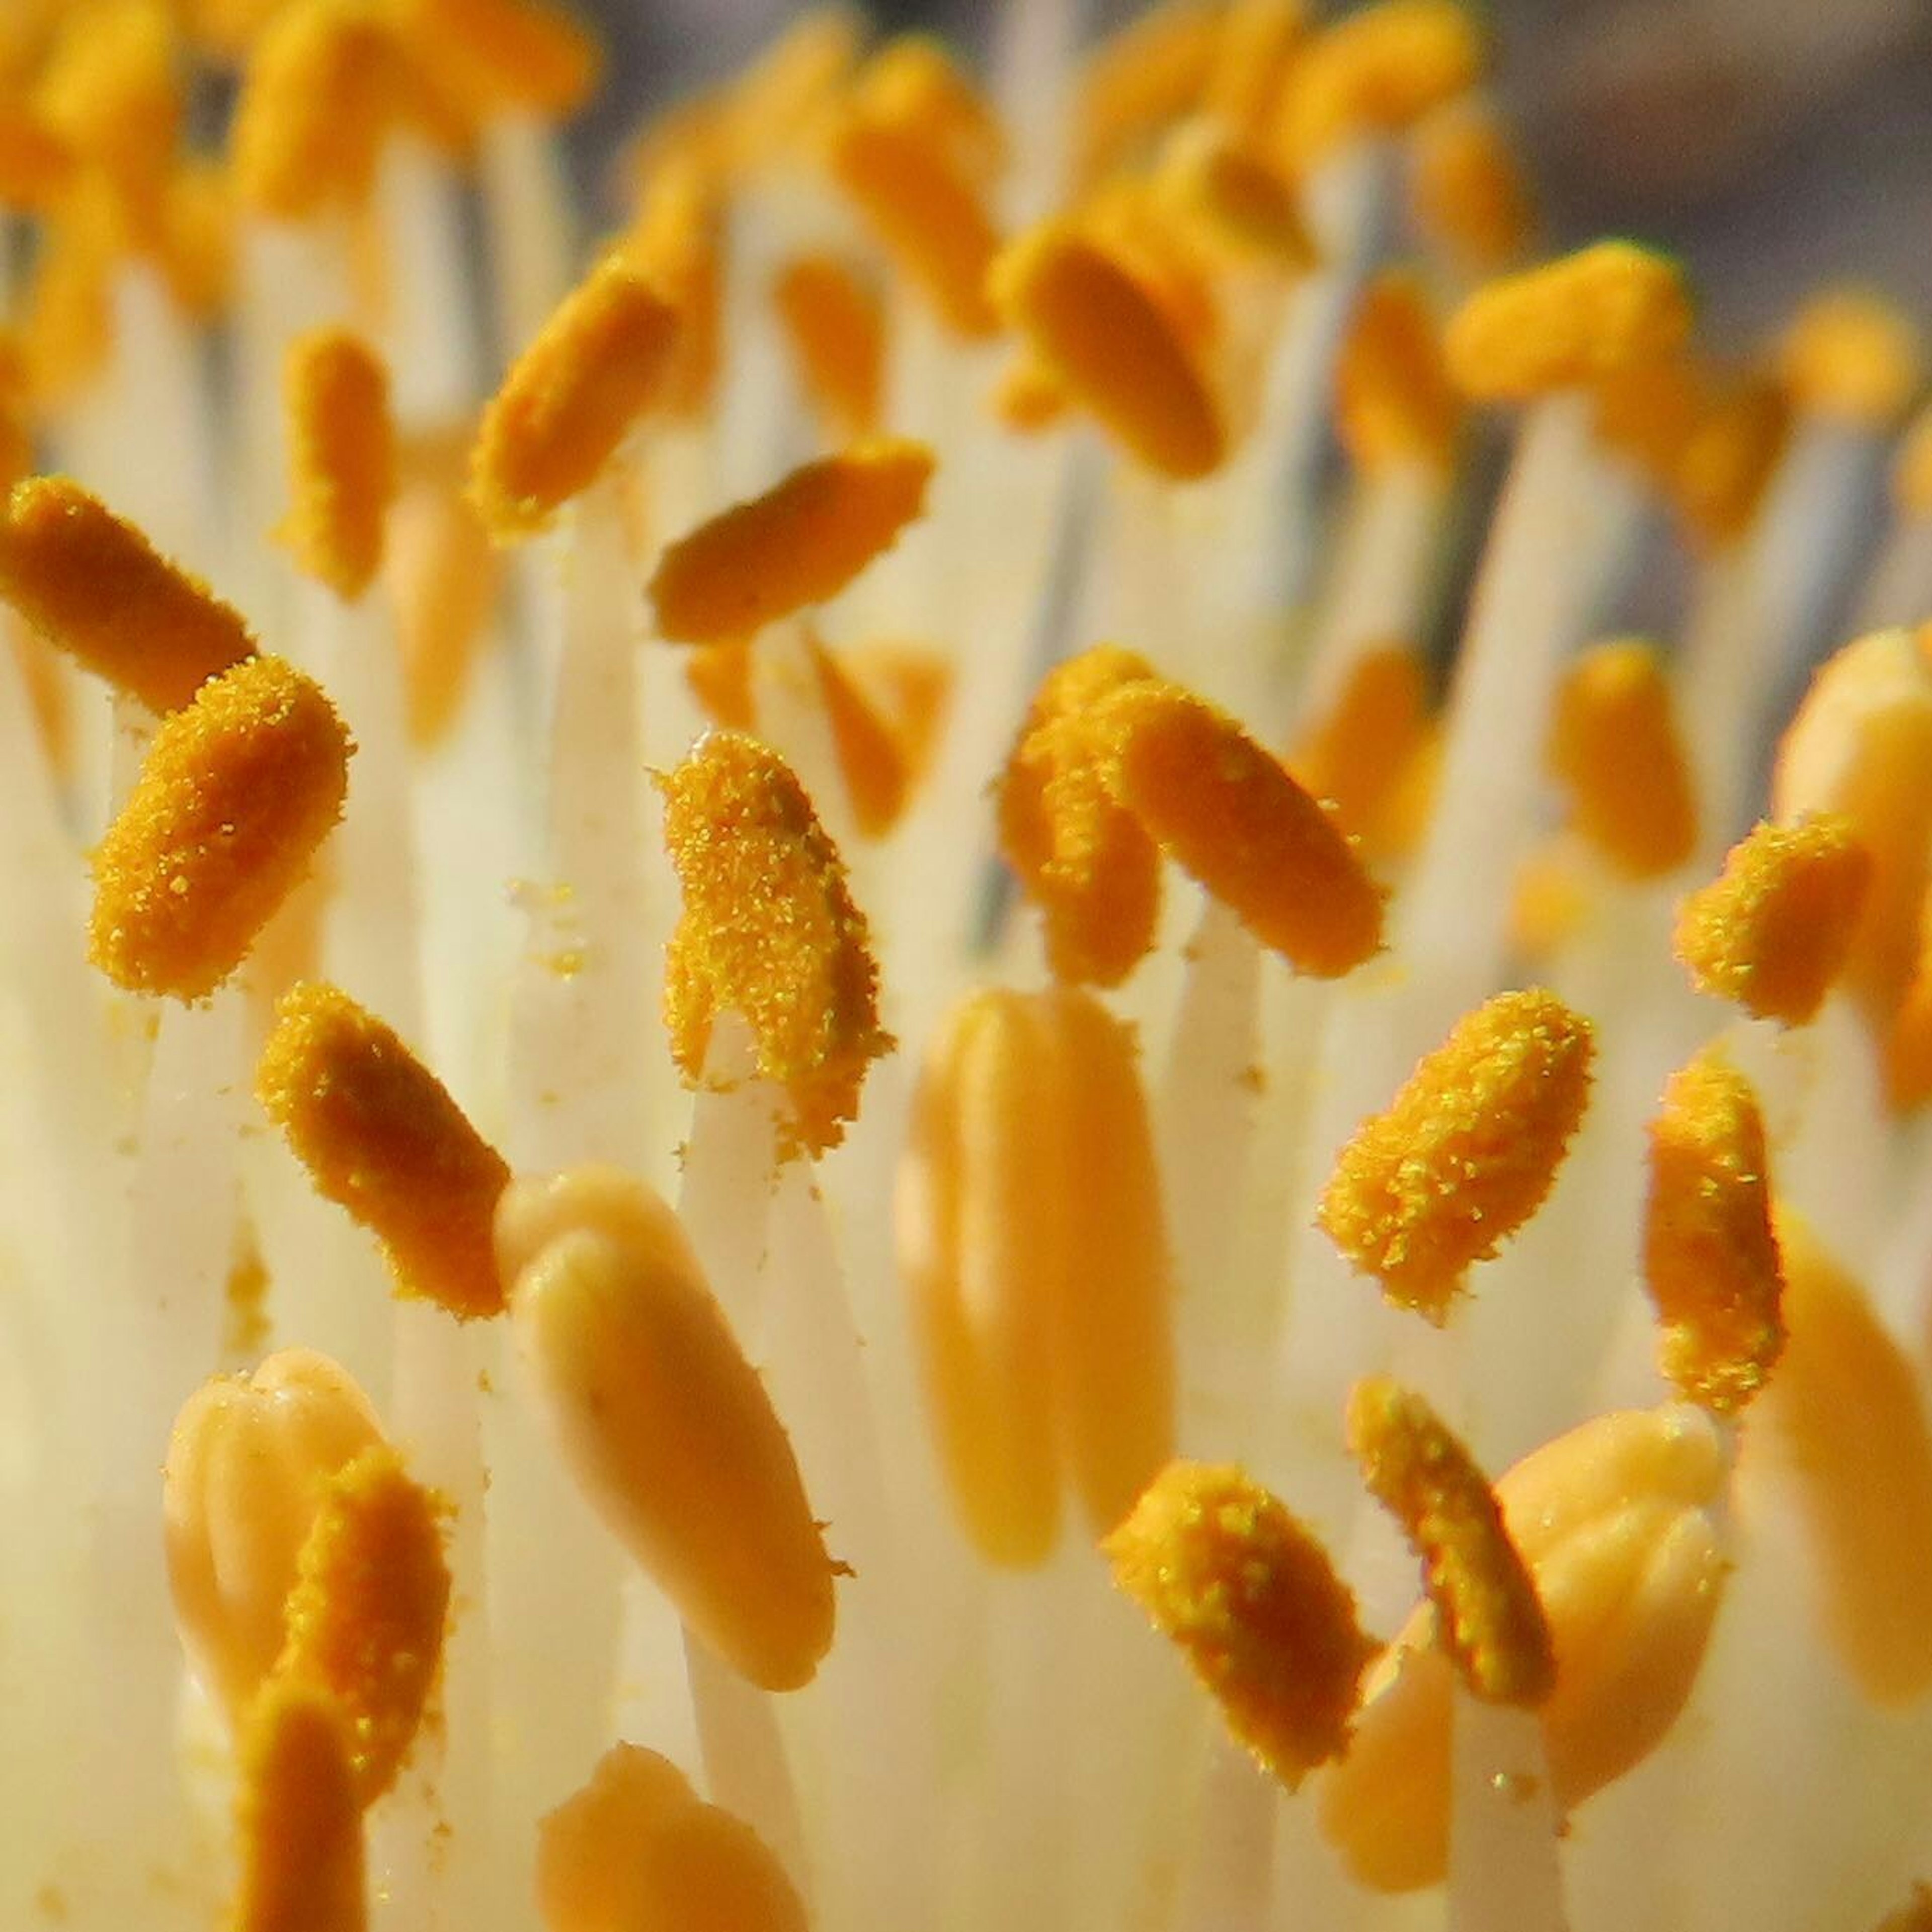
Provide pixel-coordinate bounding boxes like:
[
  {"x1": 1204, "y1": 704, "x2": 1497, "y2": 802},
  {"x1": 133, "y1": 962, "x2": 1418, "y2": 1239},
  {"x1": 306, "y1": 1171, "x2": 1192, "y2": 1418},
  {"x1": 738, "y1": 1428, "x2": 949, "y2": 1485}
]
[
  {"x1": 36, "y1": 0, "x2": 181, "y2": 232},
  {"x1": 851, "y1": 34, "x2": 1005, "y2": 185},
  {"x1": 91, "y1": 656, "x2": 351, "y2": 998},
  {"x1": 1151, "y1": 121, "x2": 1314, "y2": 271},
  {"x1": 0, "y1": 97, "x2": 76, "y2": 211},
  {"x1": 495, "y1": 1165, "x2": 839, "y2": 1692},
  {"x1": 1673, "y1": 816, "x2": 1872, "y2": 1026},
  {"x1": 622, "y1": 154, "x2": 723, "y2": 420},
  {"x1": 1346, "y1": 1377, "x2": 1555, "y2": 1706},
  {"x1": 806, "y1": 633, "x2": 909, "y2": 839},
  {"x1": 1288, "y1": 645, "x2": 1437, "y2": 862},
  {"x1": 1203, "y1": 0, "x2": 1305, "y2": 141},
  {"x1": 1644, "y1": 1050, "x2": 1785, "y2": 1414},
  {"x1": 389, "y1": 0, "x2": 601, "y2": 121},
  {"x1": 1408, "y1": 97, "x2": 1537, "y2": 275},
  {"x1": 1318, "y1": 988, "x2": 1594, "y2": 1322},
  {"x1": 657, "y1": 733, "x2": 892, "y2": 1155},
  {"x1": 1778, "y1": 289, "x2": 1924, "y2": 431},
  {"x1": 648, "y1": 440, "x2": 934, "y2": 646},
  {"x1": 1073, "y1": 0, "x2": 1224, "y2": 186},
  {"x1": 279, "y1": 327, "x2": 395, "y2": 601},
  {"x1": 1106, "y1": 1460, "x2": 1378, "y2": 1790},
  {"x1": 771, "y1": 254, "x2": 884, "y2": 442},
  {"x1": 1335, "y1": 273, "x2": 1463, "y2": 474},
  {"x1": 0, "y1": 475, "x2": 255, "y2": 711},
  {"x1": 1673, "y1": 372, "x2": 1790, "y2": 547},
  {"x1": 257, "y1": 981, "x2": 513, "y2": 1319}
]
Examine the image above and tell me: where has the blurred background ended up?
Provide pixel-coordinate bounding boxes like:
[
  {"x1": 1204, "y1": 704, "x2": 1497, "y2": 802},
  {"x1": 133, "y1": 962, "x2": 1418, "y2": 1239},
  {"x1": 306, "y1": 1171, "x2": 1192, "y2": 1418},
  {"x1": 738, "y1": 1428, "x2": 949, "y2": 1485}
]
[{"x1": 574, "y1": 0, "x2": 1932, "y2": 342}]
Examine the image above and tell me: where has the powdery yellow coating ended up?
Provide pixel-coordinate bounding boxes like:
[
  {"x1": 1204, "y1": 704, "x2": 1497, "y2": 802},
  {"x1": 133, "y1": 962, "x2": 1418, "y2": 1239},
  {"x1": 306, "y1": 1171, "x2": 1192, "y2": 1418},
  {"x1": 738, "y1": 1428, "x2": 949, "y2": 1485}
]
[
  {"x1": 648, "y1": 440, "x2": 932, "y2": 645},
  {"x1": 807, "y1": 634, "x2": 908, "y2": 839},
  {"x1": 1091, "y1": 678, "x2": 1386, "y2": 975},
  {"x1": 1408, "y1": 97, "x2": 1535, "y2": 274},
  {"x1": 158, "y1": 155, "x2": 238, "y2": 321},
  {"x1": 772, "y1": 253, "x2": 883, "y2": 440},
  {"x1": 1274, "y1": 0, "x2": 1481, "y2": 173},
  {"x1": 0, "y1": 476, "x2": 255, "y2": 711},
  {"x1": 1204, "y1": 0, "x2": 1305, "y2": 140},
  {"x1": 685, "y1": 638, "x2": 756, "y2": 732},
  {"x1": 1547, "y1": 639, "x2": 1697, "y2": 879},
  {"x1": 996, "y1": 645, "x2": 1163, "y2": 988},
  {"x1": 852, "y1": 33, "x2": 1004, "y2": 186},
  {"x1": 279, "y1": 328, "x2": 395, "y2": 599},
  {"x1": 1750, "y1": 1214, "x2": 1932, "y2": 1706},
  {"x1": 257, "y1": 981, "x2": 513, "y2": 1319},
  {"x1": 91, "y1": 656, "x2": 350, "y2": 998},
  {"x1": 1674, "y1": 817, "x2": 1871, "y2": 1027},
  {"x1": 164, "y1": 1349, "x2": 384, "y2": 1726},
  {"x1": 1287, "y1": 645, "x2": 1434, "y2": 862},
  {"x1": 1643, "y1": 1052, "x2": 1785, "y2": 1415},
  {"x1": 1319, "y1": 988, "x2": 1593, "y2": 1322},
  {"x1": 1321, "y1": 1404, "x2": 1729, "y2": 1892},
  {"x1": 231, "y1": 0, "x2": 401, "y2": 221},
  {"x1": 496, "y1": 1165, "x2": 839, "y2": 1691},
  {"x1": 538, "y1": 1744, "x2": 808, "y2": 1932},
  {"x1": 0, "y1": 97, "x2": 76, "y2": 210},
  {"x1": 390, "y1": 0, "x2": 600, "y2": 120},
  {"x1": 1073, "y1": 0, "x2": 1225, "y2": 186},
  {"x1": 1106, "y1": 1461, "x2": 1377, "y2": 1789},
  {"x1": 1779, "y1": 289, "x2": 1924, "y2": 429},
  {"x1": 1346, "y1": 1377, "x2": 1554, "y2": 1706},
  {"x1": 1592, "y1": 354, "x2": 1703, "y2": 491},
  {"x1": 658, "y1": 734, "x2": 892, "y2": 1155},
  {"x1": 470, "y1": 258, "x2": 682, "y2": 540},
  {"x1": 35, "y1": 0, "x2": 179, "y2": 233},
  {"x1": 230, "y1": 1679, "x2": 367, "y2": 1932},
  {"x1": 1335, "y1": 273, "x2": 1462, "y2": 473},
  {"x1": 1674, "y1": 373, "x2": 1790, "y2": 547},
  {"x1": 274, "y1": 1444, "x2": 450, "y2": 1806},
  {"x1": 17, "y1": 180, "x2": 115, "y2": 403},
  {"x1": 1772, "y1": 628, "x2": 1932, "y2": 1022},
  {"x1": 1444, "y1": 242, "x2": 1693, "y2": 401},
  {"x1": 990, "y1": 221, "x2": 1225, "y2": 481}
]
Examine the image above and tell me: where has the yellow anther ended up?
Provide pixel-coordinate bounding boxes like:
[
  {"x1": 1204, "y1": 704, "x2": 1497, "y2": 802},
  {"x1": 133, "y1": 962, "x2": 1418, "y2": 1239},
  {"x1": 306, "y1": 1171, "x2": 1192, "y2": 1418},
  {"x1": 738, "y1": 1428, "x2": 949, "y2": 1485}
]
[
  {"x1": 17, "y1": 185, "x2": 115, "y2": 404},
  {"x1": 1091, "y1": 677, "x2": 1387, "y2": 975},
  {"x1": 164, "y1": 1349, "x2": 385, "y2": 1725},
  {"x1": 230, "y1": 1679, "x2": 367, "y2": 1932},
  {"x1": 257, "y1": 981, "x2": 513, "y2": 1319},
  {"x1": 279, "y1": 327, "x2": 394, "y2": 600},
  {"x1": 1772, "y1": 627, "x2": 1932, "y2": 1023},
  {"x1": 0, "y1": 97, "x2": 75, "y2": 210},
  {"x1": 1287, "y1": 644, "x2": 1434, "y2": 862},
  {"x1": 648, "y1": 440, "x2": 933, "y2": 646},
  {"x1": 997, "y1": 644, "x2": 1164, "y2": 988},
  {"x1": 684, "y1": 637, "x2": 756, "y2": 733},
  {"x1": 35, "y1": 0, "x2": 180, "y2": 233},
  {"x1": 1444, "y1": 241, "x2": 1693, "y2": 402},
  {"x1": 851, "y1": 33, "x2": 1004, "y2": 185},
  {"x1": 1203, "y1": 0, "x2": 1306, "y2": 141},
  {"x1": 470, "y1": 257, "x2": 681, "y2": 540},
  {"x1": 1107, "y1": 1460, "x2": 1378, "y2": 1789},
  {"x1": 0, "y1": 476, "x2": 255, "y2": 712},
  {"x1": 1643, "y1": 1051, "x2": 1785, "y2": 1415},
  {"x1": 1509, "y1": 837, "x2": 1594, "y2": 960},
  {"x1": 274, "y1": 1443, "x2": 449, "y2": 1805},
  {"x1": 771, "y1": 253, "x2": 884, "y2": 441},
  {"x1": 621, "y1": 156, "x2": 723, "y2": 420},
  {"x1": 823, "y1": 102, "x2": 1000, "y2": 340},
  {"x1": 1274, "y1": 0, "x2": 1481, "y2": 174},
  {"x1": 1592, "y1": 353, "x2": 1703, "y2": 490},
  {"x1": 1896, "y1": 405, "x2": 1932, "y2": 519},
  {"x1": 658, "y1": 734, "x2": 892, "y2": 1155},
  {"x1": 990, "y1": 220, "x2": 1225, "y2": 481},
  {"x1": 992, "y1": 353, "x2": 1071, "y2": 434},
  {"x1": 185, "y1": 0, "x2": 294, "y2": 60},
  {"x1": 843, "y1": 639, "x2": 952, "y2": 785},
  {"x1": 900, "y1": 988, "x2": 1175, "y2": 1566},
  {"x1": 1152, "y1": 121, "x2": 1315, "y2": 270},
  {"x1": 1335, "y1": 273, "x2": 1462, "y2": 473},
  {"x1": 496, "y1": 1166, "x2": 839, "y2": 1691},
  {"x1": 1888, "y1": 918, "x2": 1932, "y2": 1111},
  {"x1": 1673, "y1": 371, "x2": 1790, "y2": 547},
  {"x1": 389, "y1": 0, "x2": 600, "y2": 121},
  {"x1": 1779, "y1": 289, "x2": 1924, "y2": 430},
  {"x1": 231, "y1": 0, "x2": 402, "y2": 222},
  {"x1": 1873, "y1": 1886, "x2": 1932, "y2": 1932},
  {"x1": 718, "y1": 6, "x2": 861, "y2": 171},
  {"x1": 1673, "y1": 816, "x2": 1871, "y2": 1027},
  {"x1": 807, "y1": 633, "x2": 909, "y2": 839},
  {"x1": 1324, "y1": 1404, "x2": 1728, "y2": 1890},
  {"x1": 1319, "y1": 988, "x2": 1593, "y2": 1323},
  {"x1": 1074, "y1": 0, "x2": 1225, "y2": 186},
  {"x1": 156, "y1": 155, "x2": 238, "y2": 321},
  {"x1": 91, "y1": 657, "x2": 349, "y2": 999},
  {"x1": 1547, "y1": 639, "x2": 1697, "y2": 879},
  {"x1": 1408, "y1": 97, "x2": 1535, "y2": 275},
  {"x1": 1346, "y1": 1377, "x2": 1554, "y2": 1706}
]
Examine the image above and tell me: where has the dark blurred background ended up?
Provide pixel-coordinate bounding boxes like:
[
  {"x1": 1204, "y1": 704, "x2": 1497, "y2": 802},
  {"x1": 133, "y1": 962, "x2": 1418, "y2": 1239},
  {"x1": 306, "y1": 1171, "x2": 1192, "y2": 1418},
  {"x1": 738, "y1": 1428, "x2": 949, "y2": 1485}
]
[{"x1": 574, "y1": 0, "x2": 1932, "y2": 344}]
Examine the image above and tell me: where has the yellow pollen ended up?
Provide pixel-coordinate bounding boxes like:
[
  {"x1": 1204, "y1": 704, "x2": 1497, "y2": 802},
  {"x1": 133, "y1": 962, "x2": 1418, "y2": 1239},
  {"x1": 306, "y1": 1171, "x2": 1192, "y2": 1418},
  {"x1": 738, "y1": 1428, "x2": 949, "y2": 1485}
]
[
  {"x1": 164, "y1": 1349, "x2": 385, "y2": 1726},
  {"x1": 1547, "y1": 638, "x2": 1697, "y2": 879},
  {"x1": 1073, "y1": 0, "x2": 1225, "y2": 187},
  {"x1": 772, "y1": 253, "x2": 884, "y2": 441},
  {"x1": 648, "y1": 439, "x2": 933, "y2": 646},
  {"x1": 990, "y1": 220, "x2": 1226, "y2": 481},
  {"x1": 538, "y1": 1743, "x2": 808, "y2": 1932},
  {"x1": 1673, "y1": 815, "x2": 1872, "y2": 1026},
  {"x1": 1592, "y1": 353, "x2": 1704, "y2": 490},
  {"x1": 274, "y1": 1443, "x2": 450, "y2": 1807},
  {"x1": 469, "y1": 256, "x2": 682, "y2": 540},
  {"x1": 1444, "y1": 240, "x2": 1694, "y2": 401},
  {"x1": 683, "y1": 636, "x2": 756, "y2": 732},
  {"x1": 1408, "y1": 96, "x2": 1536, "y2": 275},
  {"x1": 1778, "y1": 288, "x2": 1924, "y2": 430},
  {"x1": 991, "y1": 353, "x2": 1071, "y2": 434},
  {"x1": 1151, "y1": 121, "x2": 1315, "y2": 271},
  {"x1": 1287, "y1": 644, "x2": 1436, "y2": 862},
  {"x1": 1335, "y1": 272, "x2": 1462, "y2": 474},
  {"x1": 0, "y1": 475, "x2": 255, "y2": 711},
  {"x1": 279, "y1": 327, "x2": 395, "y2": 600},
  {"x1": 0, "y1": 96, "x2": 76, "y2": 210},
  {"x1": 35, "y1": 0, "x2": 180, "y2": 235},
  {"x1": 1091, "y1": 677, "x2": 1387, "y2": 976},
  {"x1": 495, "y1": 1165, "x2": 839, "y2": 1692},
  {"x1": 17, "y1": 181, "x2": 116, "y2": 404},
  {"x1": 1346, "y1": 1377, "x2": 1555, "y2": 1706},
  {"x1": 90, "y1": 655, "x2": 350, "y2": 999},
  {"x1": 1105, "y1": 1460, "x2": 1378, "y2": 1790},
  {"x1": 1673, "y1": 371, "x2": 1791, "y2": 547},
  {"x1": 850, "y1": 33, "x2": 1005, "y2": 186},
  {"x1": 389, "y1": 0, "x2": 601, "y2": 121},
  {"x1": 257, "y1": 981, "x2": 513, "y2": 1320},
  {"x1": 1203, "y1": 0, "x2": 1306, "y2": 142},
  {"x1": 1319, "y1": 987, "x2": 1594, "y2": 1323},
  {"x1": 157, "y1": 154, "x2": 238, "y2": 322},
  {"x1": 621, "y1": 154, "x2": 724, "y2": 420},
  {"x1": 806, "y1": 633, "x2": 909, "y2": 839},
  {"x1": 657, "y1": 733, "x2": 892, "y2": 1156},
  {"x1": 230, "y1": 1678, "x2": 368, "y2": 1932},
  {"x1": 1643, "y1": 1050, "x2": 1786, "y2": 1415}
]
